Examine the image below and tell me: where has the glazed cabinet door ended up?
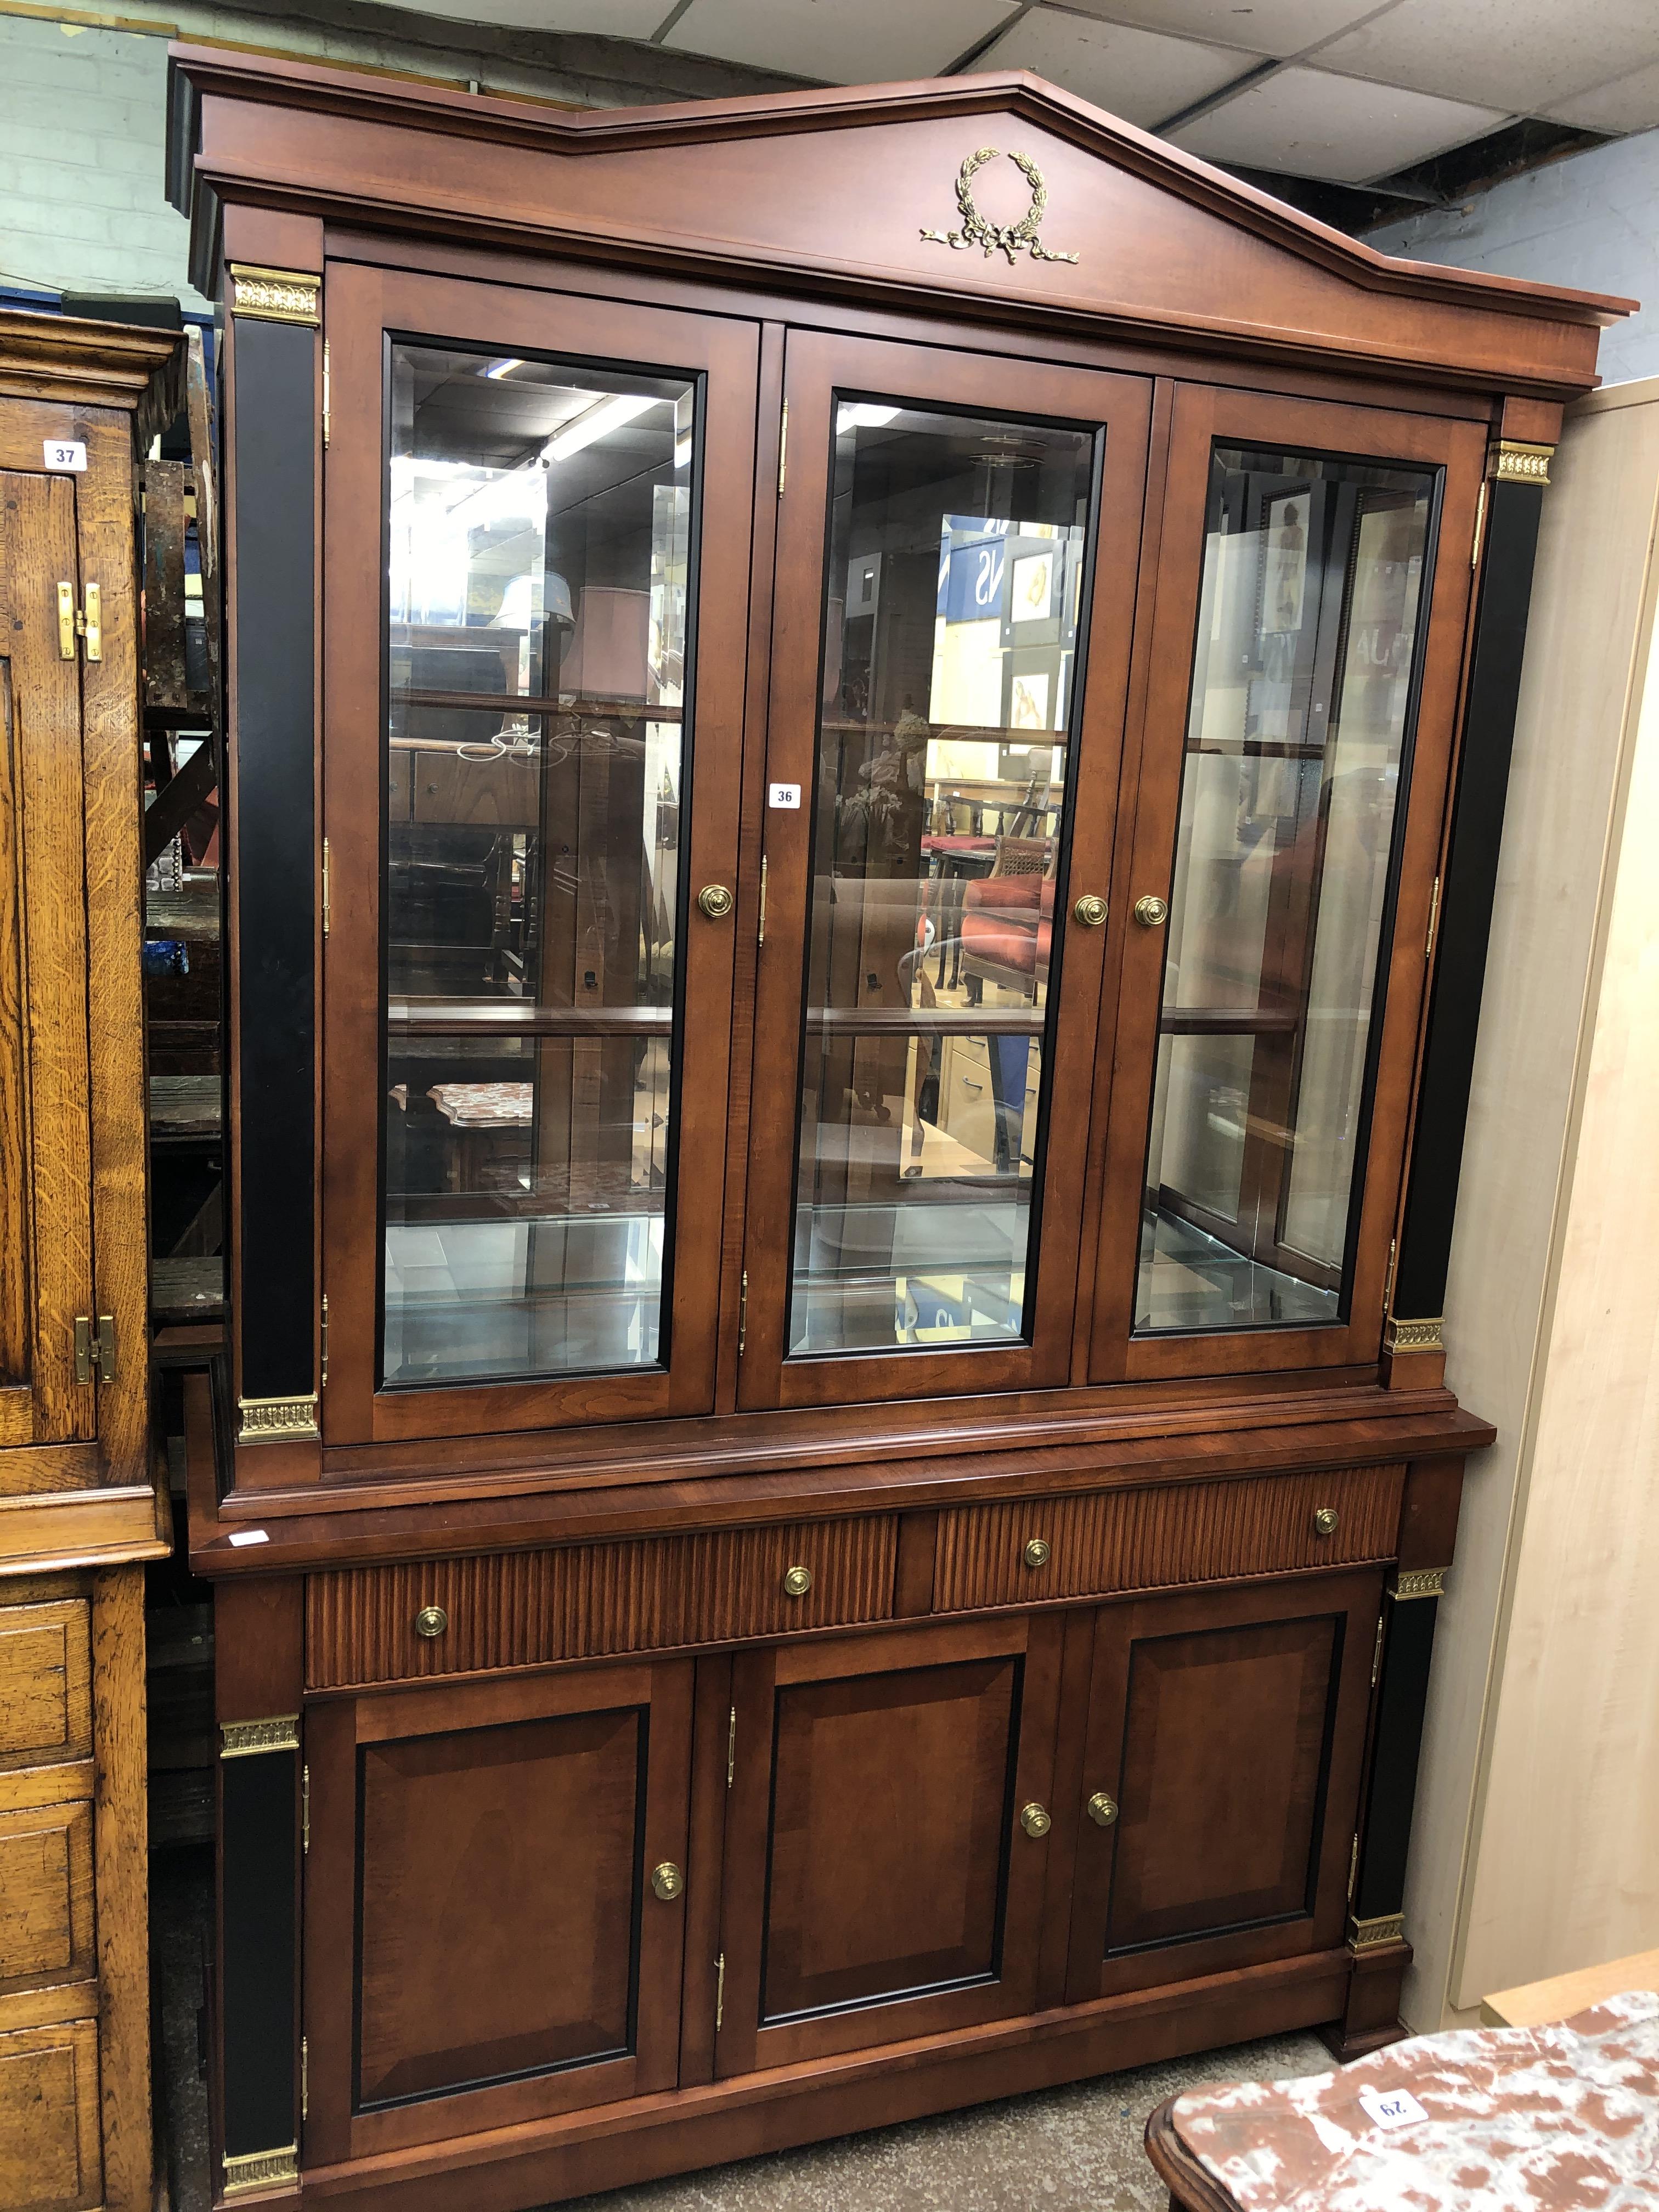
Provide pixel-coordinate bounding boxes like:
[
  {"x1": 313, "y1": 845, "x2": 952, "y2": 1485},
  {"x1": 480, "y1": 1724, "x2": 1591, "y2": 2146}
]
[
  {"x1": 1064, "y1": 1571, "x2": 1381, "y2": 2004},
  {"x1": 0, "y1": 464, "x2": 94, "y2": 1452},
  {"x1": 1093, "y1": 388, "x2": 1487, "y2": 1380},
  {"x1": 716, "y1": 1615, "x2": 1064, "y2": 2073},
  {"x1": 321, "y1": 266, "x2": 759, "y2": 1442},
  {"x1": 302, "y1": 1655, "x2": 693, "y2": 2163},
  {"x1": 740, "y1": 332, "x2": 1150, "y2": 1408}
]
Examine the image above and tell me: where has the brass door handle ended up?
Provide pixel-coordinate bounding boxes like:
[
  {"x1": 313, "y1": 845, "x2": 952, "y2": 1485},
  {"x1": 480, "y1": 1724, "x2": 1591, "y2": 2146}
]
[
  {"x1": 1072, "y1": 894, "x2": 1108, "y2": 928},
  {"x1": 783, "y1": 1565, "x2": 813, "y2": 1598},
  {"x1": 414, "y1": 1606, "x2": 448, "y2": 1639},
  {"x1": 1132, "y1": 894, "x2": 1169, "y2": 928},
  {"x1": 1086, "y1": 1791, "x2": 1119, "y2": 1827},
  {"x1": 697, "y1": 884, "x2": 735, "y2": 919},
  {"x1": 1313, "y1": 1506, "x2": 1339, "y2": 1537},
  {"x1": 1019, "y1": 1802, "x2": 1051, "y2": 1839},
  {"x1": 651, "y1": 1861, "x2": 685, "y2": 1902}
]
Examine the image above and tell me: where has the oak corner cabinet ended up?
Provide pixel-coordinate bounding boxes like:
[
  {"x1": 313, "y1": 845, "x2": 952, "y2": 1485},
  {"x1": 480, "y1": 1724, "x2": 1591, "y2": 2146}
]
[
  {"x1": 0, "y1": 308, "x2": 179, "y2": 2212},
  {"x1": 165, "y1": 43, "x2": 1622, "y2": 2211}
]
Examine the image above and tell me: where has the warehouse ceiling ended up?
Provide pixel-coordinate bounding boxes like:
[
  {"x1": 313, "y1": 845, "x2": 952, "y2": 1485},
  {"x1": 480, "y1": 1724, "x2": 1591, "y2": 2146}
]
[{"x1": 353, "y1": 0, "x2": 1659, "y2": 229}]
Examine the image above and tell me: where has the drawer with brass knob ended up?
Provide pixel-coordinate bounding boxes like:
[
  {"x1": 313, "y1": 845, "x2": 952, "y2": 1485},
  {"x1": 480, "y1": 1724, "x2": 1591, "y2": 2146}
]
[
  {"x1": 932, "y1": 1465, "x2": 1404, "y2": 1615},
  {"x1": 307, "y1": 1515, "x2": 900, "y2": 1689}
]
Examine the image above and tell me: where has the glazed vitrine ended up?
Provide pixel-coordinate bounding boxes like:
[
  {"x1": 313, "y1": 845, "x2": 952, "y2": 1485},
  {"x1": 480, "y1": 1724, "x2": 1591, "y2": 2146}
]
[{"x1": 165, "y1": 46, "x2": 1624, "y2": 2212}]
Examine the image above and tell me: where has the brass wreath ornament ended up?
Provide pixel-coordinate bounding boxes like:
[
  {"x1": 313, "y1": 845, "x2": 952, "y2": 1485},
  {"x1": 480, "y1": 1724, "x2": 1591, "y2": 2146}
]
[{"x1": 922, "y1": 146, "x2": 1079, "y2": 266}]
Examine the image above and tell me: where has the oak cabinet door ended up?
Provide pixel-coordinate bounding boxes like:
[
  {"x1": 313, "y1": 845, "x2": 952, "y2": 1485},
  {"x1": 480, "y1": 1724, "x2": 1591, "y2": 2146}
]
[
  {"x1": 320, "y1": 263, "x2": 759, "y2": 1444},
  {"x1": 1065, "y1": 1572, "x2": 1381, "y2": 2005},
  {"x1": 739, "y1": 330, "x2": 1150, "y2": 1411},
  {"x1": 716, "y1": 1616, "x2": 1064, "y2": 2074},
  {"x1": 0, "y1": 470, "x2": 94, "y2": 1453},
  {"x1": 302, "y1": 1657, "x2": 693, "y2": 2163}
]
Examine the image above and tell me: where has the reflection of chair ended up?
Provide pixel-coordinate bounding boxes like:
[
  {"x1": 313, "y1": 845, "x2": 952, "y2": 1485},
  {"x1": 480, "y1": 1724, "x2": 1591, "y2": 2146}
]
[{"x1": 960, "y1": 837, "x2": 1054, "y2": 1002}]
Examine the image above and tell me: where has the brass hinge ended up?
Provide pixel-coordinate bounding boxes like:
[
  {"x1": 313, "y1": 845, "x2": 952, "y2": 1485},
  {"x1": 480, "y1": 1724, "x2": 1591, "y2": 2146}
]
[
  {"x1": 57, "y1": 580, "x2": 100, "y2": 662},
  {"x1": 777, "y1": 400, "x2": 788, "y2": 498},
  {"x1": 321, "y1": 339, "x2": 330, "y2": 451},
  {"x1": 726, "y1": 1703, "x2": 736, "y2": 1788},
  {"x1": 1348, "y1": 1833, "x2": 1360, "y2": 1903},
  {"x1": 1382, "y1": 1238, "x2": 1397, "y2": 1319},
  {"x1": 738, "y1": 1268, "x2": 748, "y2": 1358},
  {"x1": 301, "y1": 2035, "x2": 308, "y2": 2120},
  {"x1": 715, "y1": 1951, "x2": 725, "y2": 2034},
  {"x1": 1372, "y1": 1612, "x2": 1386, "y2": 1689},
  {"x1": 72, "y1": 1314, "x2": 116, "y2": 1385},
  {"x1": 301, "y1": 1763, "x2": 310, "y2": 1855},
  {"x1": 319, "y1": 1294, "x2": 329, "y2": 1392},
  {"x1": 757, "y1": 853, "x2": 768, "y2": 950},
  {"x1": 1425, "y1": 875, "x2": 1442, "y2": 963},
  {"x1": 1471, "y1": 480, "x2": 1488, "y2": 569},
  {"x1": 321, "y1": 837, "x2": 332, "y2": 939}
]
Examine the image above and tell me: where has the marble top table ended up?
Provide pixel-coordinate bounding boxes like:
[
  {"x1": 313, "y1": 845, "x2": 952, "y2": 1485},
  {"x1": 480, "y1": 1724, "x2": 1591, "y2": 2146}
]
[{"x1": 1145, "y1": 1990, "x2": 1658, "y2": 2211}]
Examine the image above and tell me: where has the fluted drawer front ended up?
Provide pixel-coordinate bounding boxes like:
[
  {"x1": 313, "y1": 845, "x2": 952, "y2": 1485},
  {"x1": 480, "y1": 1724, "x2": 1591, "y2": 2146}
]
[
  {"x1": 933, "y1": 1464, "x2": 1404, "y2": 1615},
  {"x1": 307, "y1": 1516, "x2": 899, "y2": 1689}
]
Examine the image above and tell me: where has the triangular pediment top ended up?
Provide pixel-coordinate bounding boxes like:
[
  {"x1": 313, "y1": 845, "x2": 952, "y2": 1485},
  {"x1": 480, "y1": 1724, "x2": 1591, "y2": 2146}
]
[{"x1": 170, "y1": 46, "x2": 1630, "y2": 335}]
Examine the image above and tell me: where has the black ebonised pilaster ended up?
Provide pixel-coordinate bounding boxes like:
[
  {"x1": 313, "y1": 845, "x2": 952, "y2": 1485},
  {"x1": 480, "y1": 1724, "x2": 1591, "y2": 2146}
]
[
  {"x1": 1393, "y1": 461, "x2": 1548, "y2": 1330},
  {"x1": 1351, "y1": 1576, "x2": 1442, "y2": 1939},
  {"x1": 229, "y1": 313, "x2": 317, "y2": 1412},
  {"x1": 219, "y1": 1730, "x2": 300, "y2": 2186}
]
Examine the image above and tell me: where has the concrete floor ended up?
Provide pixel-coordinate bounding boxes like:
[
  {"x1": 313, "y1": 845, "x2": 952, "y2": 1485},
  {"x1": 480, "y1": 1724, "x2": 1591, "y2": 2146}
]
[{"x1": 152, "y1": 1846, "x2": 1335, "y2": 2211}]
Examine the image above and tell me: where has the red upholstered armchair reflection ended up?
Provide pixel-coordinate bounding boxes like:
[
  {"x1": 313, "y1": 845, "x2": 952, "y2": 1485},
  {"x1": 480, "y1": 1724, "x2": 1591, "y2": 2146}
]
[{"x1": 960, "y1": 836, "x2": 1054, "y2": 1001}]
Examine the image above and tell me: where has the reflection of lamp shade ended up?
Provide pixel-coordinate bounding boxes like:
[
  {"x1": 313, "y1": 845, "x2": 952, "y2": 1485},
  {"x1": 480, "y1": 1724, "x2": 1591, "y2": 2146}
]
[{"x1": 560, "y1": 586, "x2": 651, "y2": 702}]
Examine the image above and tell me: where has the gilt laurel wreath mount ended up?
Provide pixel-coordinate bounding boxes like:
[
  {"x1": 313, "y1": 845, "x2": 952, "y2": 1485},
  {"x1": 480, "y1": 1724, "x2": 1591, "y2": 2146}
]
[{"x1": 921, "y1": 147, "x2": 1080, "y2": 267}]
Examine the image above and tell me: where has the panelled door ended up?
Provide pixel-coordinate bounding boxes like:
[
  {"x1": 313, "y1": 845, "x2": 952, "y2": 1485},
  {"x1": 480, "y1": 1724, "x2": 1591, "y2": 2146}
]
[
  {"x1": 1092, "y1": 387, "x2": 1487, "y2": 1382},
  {"x1": 740, "y1": 332, "x2": 1151, "y2": 1409},
  {"x1": 716, "y1": 1615, "x2": 1065, "y2": 2073},
  {"x1": 0, "y1": 465, "x2": 95, "y2": 1451},
  {"x1": 1064, "y1": 1572, "x2": 1381, "y2": 2004},
  {"x1": 321, "y1": 266, "x2": 760, "y2": 1443},
  {"x1": 302, "y1": 1656, "x2": 694, "y2": 2161}
]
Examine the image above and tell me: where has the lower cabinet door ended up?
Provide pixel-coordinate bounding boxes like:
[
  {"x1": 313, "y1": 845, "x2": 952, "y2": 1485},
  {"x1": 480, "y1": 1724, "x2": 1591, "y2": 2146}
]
[
  {"x1": 302, "y1": 1656, "x2": 695, "y2": 2163},
  {"x1": 1064, "y1": 1572, "x2": 1382, "y2": 2004},
  {"x1": 716, "y1": 1615, "x2": 1064, "y2": 2074}
]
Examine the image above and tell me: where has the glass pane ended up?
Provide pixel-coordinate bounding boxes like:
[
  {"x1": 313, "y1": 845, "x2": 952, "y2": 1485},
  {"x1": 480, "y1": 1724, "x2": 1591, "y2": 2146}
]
[
  {"x1": 789, "y1": 399, "x2": 1097, "y2": 1356},
  {"x1": 1136, "y1": 444, "x2": 1435, "y2": 1335},
  {"x1": 382, "y1": 344, "x2": 694, "y2": 1386}
]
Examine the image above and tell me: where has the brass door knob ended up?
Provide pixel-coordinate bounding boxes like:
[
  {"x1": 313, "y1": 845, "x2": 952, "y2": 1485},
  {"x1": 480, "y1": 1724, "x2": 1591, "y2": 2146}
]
[
  {"x1": 1313, "y1": 1506, "x2": 1339, "y2": 1537},
  {"x1": 783, "y1": 1564, "x2": 813, "y2": 1598},
  {"x1": 1086, "y1": 1791, "x2": 1119, "y2": 1827},
  {"x1": 1023, "y1": 1537, "x2": 1051, "y2": 1570},
  {"x1": 697, "y1": 883, "x2": 735, "y2": 919},
  {"x1": 650, "y1": 1861, "x2": 685, "y2": 1903},
  {"x1": 1019, "y1": 1802, "x2": 1052, "y2": 1839},
  {"x1": 414, "y1": 1605, "x2": 448, "y2": 1639},
  {"x1": 1132, "y1": 894, "x2": 1169, "y2": 927},
  {"x1": 1072, "y1": 894, "x2": 1108, "y2": 928}
]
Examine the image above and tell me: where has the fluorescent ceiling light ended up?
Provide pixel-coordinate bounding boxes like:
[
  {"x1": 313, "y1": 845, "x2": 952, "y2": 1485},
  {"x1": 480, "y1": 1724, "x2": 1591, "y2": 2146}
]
[
  {"x1": 674, "y1": 435, "x2": 692, "y2": 470},
  {"x1": 837, "y1": 403, "x2": 902, "y2": 433},
  {"x1": 485, "y1": 358, "x2": 525, "y2": 379},
  {"x1": 543, "y1": 392, "x2": 663, "y2": 463}
]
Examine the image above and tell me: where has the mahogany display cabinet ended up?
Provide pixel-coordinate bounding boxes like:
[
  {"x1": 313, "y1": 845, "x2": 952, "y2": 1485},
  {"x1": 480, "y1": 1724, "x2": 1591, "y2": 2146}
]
[{"x1": 164, "y1": 46, "x2": 1627, "y2": 2210}]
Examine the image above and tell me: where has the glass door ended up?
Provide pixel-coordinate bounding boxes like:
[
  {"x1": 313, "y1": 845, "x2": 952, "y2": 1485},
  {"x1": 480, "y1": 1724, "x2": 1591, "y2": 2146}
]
[
  {"x1": 321, "y1": 267, "x2": 758, "y2": 1442},
  {"x1": 1092, "y1": 387, "x2": 1487, "y2": 1381},
  {"x1": 741, "y1": 332, "x2": 1150, "y2": 1409}
]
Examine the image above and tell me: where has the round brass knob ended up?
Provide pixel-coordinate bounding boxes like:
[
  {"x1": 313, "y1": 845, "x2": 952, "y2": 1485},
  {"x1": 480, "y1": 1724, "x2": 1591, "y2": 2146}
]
[
  {"x1": 1019, "y1": 1802, "x2": 1052, "y2": 1839},
  {"x1": 1133, "y1": 894, "x2": 1169, "y2": 928},
  {"x1": 1086, "y1": 1790, "x2": 1119, "y2": 1828},
  {"x1": 414, "y1": 1605, "x2": 448, "y2": 1640},
  {"x1": 697, "y1": 884, "x2": 735, "y2": 920},
  {"x1": 783, "y1": 1564, "x2": 813, "y2": 1598},
  {"x1": 1023, "y1": 1537, "x2": 1051, "y2": 1570},
  {"x1": 1313, "y1": 1506, "x2": 1339, "y2": 1537},
  {"x1": 1072, "y1": 894, "x2": 1108, "y2": 928},
  {"x1": 650, "y1": 1861, "x2": 684, "y2": 1903}
]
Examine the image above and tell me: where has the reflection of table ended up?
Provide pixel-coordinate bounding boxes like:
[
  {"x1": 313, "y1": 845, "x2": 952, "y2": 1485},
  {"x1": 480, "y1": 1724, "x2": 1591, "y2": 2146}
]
[{"x1": 428, "y1": 1080, "x2": 533, "y2": 1194}]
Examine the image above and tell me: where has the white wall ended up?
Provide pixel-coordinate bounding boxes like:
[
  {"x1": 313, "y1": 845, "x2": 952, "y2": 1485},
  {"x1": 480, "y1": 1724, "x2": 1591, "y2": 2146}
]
[{"x1": 1370, "y1": 129, "x2": 1659, "y2": 386}]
